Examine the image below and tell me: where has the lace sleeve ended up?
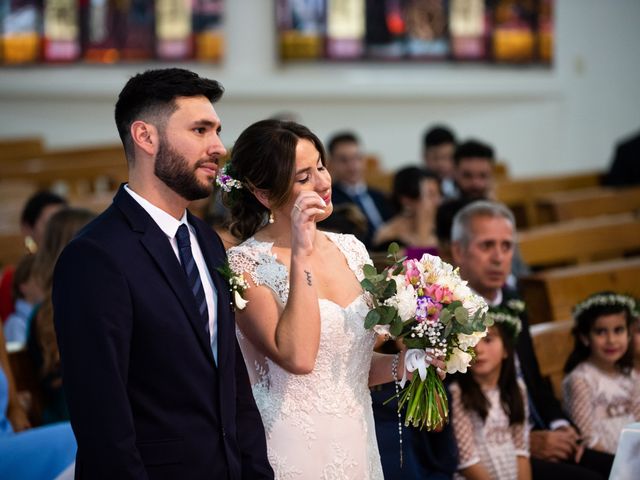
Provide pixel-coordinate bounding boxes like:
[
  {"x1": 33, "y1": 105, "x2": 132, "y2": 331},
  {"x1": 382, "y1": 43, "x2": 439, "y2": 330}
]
[
  {"x1": 563, "y1": 369, "x2": 599, "y2": 449},
  {"x1": 227, "y1": 240, "x2": 289, "y2": 304},
  {"x1": 512, "y1": 379, "x2": 530, "y2": 457},
  {"x1": 450, "y1": 383, "x2": 480, "y2": 470},
  {"x1": 227, "y1": 245, "x2": 258, "y2": 281}
]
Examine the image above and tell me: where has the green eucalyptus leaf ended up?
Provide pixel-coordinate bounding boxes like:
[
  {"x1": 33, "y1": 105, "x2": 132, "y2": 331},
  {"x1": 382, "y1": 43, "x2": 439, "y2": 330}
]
[
  {"x1": 363, "y1": 264, "x2": 378, "y2": 278},
  {"x1": 455, "y1": 306, "x2": 469, "y2": 324},
  {"x1": 388, "y1": 242, "x2": 400, "y2": 256},
  {"x1": 390, "y1": 318, "x2": 403, "y2": 337},
  {"x1": 364, "y1": 310, "x2": 381, "y2": 329},
  {"x1": 361, "y1": 279, "x2": 376, "y2": 292},
  {"x1": 383, "y1": 280, "x2": 397, "y2": 298}
]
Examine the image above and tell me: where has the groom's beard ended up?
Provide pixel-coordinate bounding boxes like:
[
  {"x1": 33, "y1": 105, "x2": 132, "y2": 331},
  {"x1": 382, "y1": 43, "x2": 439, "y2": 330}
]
[{"x1": 154, "y1": 138, "x2": 213, "y2": 201}]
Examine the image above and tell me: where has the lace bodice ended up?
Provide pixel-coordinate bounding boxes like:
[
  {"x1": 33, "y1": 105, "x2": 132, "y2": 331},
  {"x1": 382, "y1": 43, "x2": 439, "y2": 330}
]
[
  {"x1": 228, "y1": 232, "x2": 383, "y2": 479},
  {"x1": 562, "y1": 362, "x2": 640, "y2": 454}
]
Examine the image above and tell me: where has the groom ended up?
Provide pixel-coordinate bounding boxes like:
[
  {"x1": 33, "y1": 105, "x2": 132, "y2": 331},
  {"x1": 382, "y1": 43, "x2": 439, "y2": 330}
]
[{"x1": 52, "y1": 69, "x2": 273, "y2": 479}]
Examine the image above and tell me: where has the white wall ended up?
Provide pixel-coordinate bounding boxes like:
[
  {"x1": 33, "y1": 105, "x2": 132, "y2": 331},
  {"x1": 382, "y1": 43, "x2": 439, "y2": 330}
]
[{"x1": 1, "y1": 0, "x2": 639, "y2": 177}]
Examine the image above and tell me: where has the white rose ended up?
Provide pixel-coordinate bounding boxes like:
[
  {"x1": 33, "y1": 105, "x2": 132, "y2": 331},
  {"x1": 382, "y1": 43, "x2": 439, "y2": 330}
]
[
  {"x1": 456, "y1": 330, "x2": 487, "y2": 351},
  {"x1": 446, "y1": 348, "x2": 473, "y2": 374}
]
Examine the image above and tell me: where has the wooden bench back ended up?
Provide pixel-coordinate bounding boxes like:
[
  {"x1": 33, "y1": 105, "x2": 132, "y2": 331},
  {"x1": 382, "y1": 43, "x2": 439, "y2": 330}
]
[
  {"x1": 535, "y1": 186, "x2": 640, "y2": 224},
  {"x1": 0, "y1": 145, "x2": 127, "y2": 195},
  {"x1": 496, "y1": 170, "x2": 603, "y2": 228},
  {"x1": 530, "y1": 319, "x2": 574, "y2": 401},
  {"x1": 517, "y1": 213, "x2": 640, "y2": 269},
  {"x1": 520, "y1": 257, "x2": 640, "y2": 323},
  {"x1": 0, "y1": 137, "x2": 44, "y2": 161}
]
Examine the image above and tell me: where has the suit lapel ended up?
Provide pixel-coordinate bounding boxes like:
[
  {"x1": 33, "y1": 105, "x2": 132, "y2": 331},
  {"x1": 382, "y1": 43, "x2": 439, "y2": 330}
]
[{"x1": 114, "y1": 188, "x2": 215, "y2": 363}]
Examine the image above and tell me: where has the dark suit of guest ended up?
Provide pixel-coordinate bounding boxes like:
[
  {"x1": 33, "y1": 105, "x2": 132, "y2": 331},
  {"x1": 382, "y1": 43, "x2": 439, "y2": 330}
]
[
  {"x1": 604, "y1": 130, "x2": 640, "y2": 186},
  {"x1": 330, "y1": 182, "x2": 392, "y2": 249},
  {"x1": 52, "y1": 187, "x2": 272, "y2": 480},
  {"x1": 501, "y1": 288, "x2": 613, "y2": 480}
]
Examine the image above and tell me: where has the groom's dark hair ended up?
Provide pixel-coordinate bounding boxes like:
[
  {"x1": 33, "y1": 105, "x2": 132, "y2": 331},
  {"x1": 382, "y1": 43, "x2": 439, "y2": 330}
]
[{"x1": 114, "y1": 68, "x2": 224, "y2": 164}]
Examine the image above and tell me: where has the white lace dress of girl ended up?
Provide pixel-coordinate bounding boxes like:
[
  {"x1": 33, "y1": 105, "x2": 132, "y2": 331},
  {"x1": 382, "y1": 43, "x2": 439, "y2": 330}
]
[
  {"x1": 228, "y1": 231, "x2": 384, "y2": 480},
  {"x1": 562, "y1": 361, "x2": 640, "y2": 454},
  {"x1": 450, "y1": 379, "x2": 530, "y2": 480}
]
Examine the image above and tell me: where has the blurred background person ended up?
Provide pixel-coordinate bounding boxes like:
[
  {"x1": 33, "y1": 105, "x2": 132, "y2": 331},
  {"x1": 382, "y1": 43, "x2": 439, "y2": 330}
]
[
  {"x1": 453, "y1": 139, "x2": 496, "y2": 201},
  {"x1": 0, "y1": 325, "x2": 76, "y2": 479},
  {"x1": 422, "y1": 125, "x2": 458, "y2": 199},
  {"x1": 3, "y1": 254, "x2": 42, "y2": 347},
  {"x1": 0, "y1": 192, "x2": 67, "y2": 326},
  {"x1": 324, "y1": 131, "x2": 392, "y2": 249},
  {"x1": 27, "y1": 207, "x2": 95, "y2": 424},
  {"x1": 372, "y1": 166, "x2": 441, "y2": 258}
]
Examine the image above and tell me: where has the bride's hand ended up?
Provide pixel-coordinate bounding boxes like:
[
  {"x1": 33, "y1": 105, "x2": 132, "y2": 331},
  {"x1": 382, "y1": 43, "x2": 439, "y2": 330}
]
[{"x1": 291, "y1": 192, "x2": 327, "y2": 256}]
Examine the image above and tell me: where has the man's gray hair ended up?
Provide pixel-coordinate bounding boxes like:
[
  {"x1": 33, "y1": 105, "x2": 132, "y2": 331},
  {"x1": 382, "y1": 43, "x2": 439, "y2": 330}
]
[{"x1": 451, "y1": 200, "x2": 515, "y2": 248}]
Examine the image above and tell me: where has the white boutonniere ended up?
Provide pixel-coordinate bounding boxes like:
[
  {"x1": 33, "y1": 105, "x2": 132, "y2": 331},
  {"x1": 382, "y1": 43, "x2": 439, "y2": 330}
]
[{"x1": 217, "y1": 262, "x2": 250, "y2": 311}]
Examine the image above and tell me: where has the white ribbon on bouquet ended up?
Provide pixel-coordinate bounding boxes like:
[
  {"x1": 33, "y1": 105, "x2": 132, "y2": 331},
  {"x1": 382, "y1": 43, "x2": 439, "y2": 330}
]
[{"x1": 399, "y1": 348, "x2": 435, "y2": 388}]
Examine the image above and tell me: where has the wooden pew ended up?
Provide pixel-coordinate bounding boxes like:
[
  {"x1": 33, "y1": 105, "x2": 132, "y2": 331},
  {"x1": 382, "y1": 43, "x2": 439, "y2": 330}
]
[
  {"x1": 0, "y1": 144, "x2": 126, "y2": 195},
  {"x1": 495, "y1": 170, "x2": 603, "y2": 228},
  {"x1": 0, "y1": 137, "x2": 44, "y2": 161},
  {"x1": 535, "y1": 186, "x2": 640, "y2": 224},
  {"x1": 520, "y1": 257, "x2": 640, "y2": 323},
  {"x1": 517, "y1": 213, "x2": 640, "y2": 269},
  {"x1": 530, "y1": 319, "x2": 574, "y2": 401},
  {"x1": 0, "y1": 231, "x2": 27, "y2": 267}
]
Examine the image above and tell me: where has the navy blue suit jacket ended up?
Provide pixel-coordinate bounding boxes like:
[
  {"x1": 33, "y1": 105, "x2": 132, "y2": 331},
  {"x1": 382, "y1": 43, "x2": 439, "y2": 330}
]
[{"x1": 53, "y1": 187, "x2": 272, "y2": 480}]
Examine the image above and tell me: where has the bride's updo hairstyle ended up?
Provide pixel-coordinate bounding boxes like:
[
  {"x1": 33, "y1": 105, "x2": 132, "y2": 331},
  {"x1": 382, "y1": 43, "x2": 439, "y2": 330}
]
[{"x1": 223, "y1": 119, "x2": 326, "y2": 241}]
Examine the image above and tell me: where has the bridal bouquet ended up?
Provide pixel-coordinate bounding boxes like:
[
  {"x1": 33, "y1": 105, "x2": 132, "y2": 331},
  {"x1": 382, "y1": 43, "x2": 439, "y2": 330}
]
[{"x1": 362, "y1": 244, "x2": 490, "y2": 430}]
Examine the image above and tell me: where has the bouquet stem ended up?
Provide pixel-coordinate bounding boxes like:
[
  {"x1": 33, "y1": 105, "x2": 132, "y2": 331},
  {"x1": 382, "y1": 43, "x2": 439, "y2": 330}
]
[{"x1": 397, "y1": 366, "x2": 449, "y2": 430}]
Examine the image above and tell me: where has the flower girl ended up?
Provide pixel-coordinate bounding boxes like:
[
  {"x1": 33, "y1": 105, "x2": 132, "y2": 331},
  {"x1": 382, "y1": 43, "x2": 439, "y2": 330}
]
[
  {"x1": 563, "y1": 292, "x2": 640, "y2": 454},
  {"x1": 450, "y1": 306, "x2": 531, "y2": 480}
]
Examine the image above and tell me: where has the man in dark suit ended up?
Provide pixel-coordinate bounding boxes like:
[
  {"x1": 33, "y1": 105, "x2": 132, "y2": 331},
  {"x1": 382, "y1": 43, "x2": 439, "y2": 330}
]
[
  {"x1": 52, "y1": 69, "x2": 273, "y2": 479},
  {"x1": 322, "y1": 131, "x2": 392, "y2": 248},
  {"x1": 450, "y1": 200, "x2": 613, "y2": 480}
]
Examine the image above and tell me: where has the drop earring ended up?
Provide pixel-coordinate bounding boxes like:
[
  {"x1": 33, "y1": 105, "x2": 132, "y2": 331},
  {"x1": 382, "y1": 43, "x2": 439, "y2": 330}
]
[{"x1": 269, "y1": 211, "x2": 275, "y2": 224}]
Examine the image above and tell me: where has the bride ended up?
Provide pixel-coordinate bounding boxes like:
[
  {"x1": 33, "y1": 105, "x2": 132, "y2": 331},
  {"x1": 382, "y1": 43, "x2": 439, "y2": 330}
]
[{"x1": 222, "y1": 119, "x2": 444, "y2": 479}]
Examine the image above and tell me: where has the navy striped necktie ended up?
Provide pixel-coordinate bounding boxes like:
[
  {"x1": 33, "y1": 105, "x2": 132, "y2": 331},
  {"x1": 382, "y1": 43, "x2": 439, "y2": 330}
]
[{"x1": 176, "y1": 224, "x2": 209, "y2": 335}]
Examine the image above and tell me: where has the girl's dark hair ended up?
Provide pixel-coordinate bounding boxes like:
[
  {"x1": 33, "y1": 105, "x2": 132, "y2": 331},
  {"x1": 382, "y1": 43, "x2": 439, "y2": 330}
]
[
  {"x1": 457, "y1": 323, "x2": 525, "y2": 425},
  {"x1": 564, "y1": 291, "x2": 635, "y2": 374},
  {"x1": 390, "y1": 166, "x2": 439, "y2": 214},
  {"x1": 223, "y1": 119, "x2": 326, "y2": 241}
]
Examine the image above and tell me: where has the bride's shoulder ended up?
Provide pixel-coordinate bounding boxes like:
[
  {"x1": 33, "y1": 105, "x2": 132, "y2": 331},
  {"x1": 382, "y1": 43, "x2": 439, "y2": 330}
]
[
  {"x1": 227, "y1": 236, "x2": 275, "y2": 274},
  {"x1": 322, "y1": 231, "x2": 371, "y2": 264}
]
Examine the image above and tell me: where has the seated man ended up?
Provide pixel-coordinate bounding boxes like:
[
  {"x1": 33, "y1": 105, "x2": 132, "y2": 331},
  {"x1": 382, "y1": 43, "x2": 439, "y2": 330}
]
[
  {"x1": 452, "y1": 139, "x2": 496, "y2": 201},
  {"x1": 321, "y1": 131, "x2": 392, "y2": 248},
  {"x1": 450, "y1": 200, "x2": 613, "y2": 480}
]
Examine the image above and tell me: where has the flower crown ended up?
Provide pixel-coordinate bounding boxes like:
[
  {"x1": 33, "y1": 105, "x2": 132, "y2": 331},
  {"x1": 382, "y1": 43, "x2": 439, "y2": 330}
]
[
  {"x1": 573, "y1": 293, "x2": 638, "y2": 319},
  {"x1": 215, "y1": 163, "x2": 243, "y2": 192},
  {"x1": 486, "y1": 299, "x2": 525, "y2": 340}
]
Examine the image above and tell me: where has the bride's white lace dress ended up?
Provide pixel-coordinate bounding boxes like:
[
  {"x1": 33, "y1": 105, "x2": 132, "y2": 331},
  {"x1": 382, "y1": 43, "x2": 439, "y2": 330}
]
[{"x1": 228, "y1": 232, "x2": 384, "y2": 480}]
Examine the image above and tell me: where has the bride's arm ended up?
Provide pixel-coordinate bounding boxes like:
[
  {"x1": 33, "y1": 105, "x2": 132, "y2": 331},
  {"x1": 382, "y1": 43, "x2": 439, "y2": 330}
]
[{"x1": 235, "y1": 193, "x2": 326, "y2": 375}]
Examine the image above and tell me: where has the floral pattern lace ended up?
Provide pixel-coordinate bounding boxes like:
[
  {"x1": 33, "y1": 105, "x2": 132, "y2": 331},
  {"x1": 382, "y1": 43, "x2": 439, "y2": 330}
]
[{"x1": 228, "y1": 232, "x2": 384, "y2": 479}]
